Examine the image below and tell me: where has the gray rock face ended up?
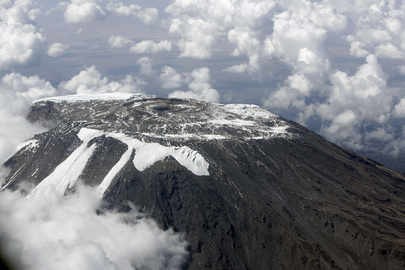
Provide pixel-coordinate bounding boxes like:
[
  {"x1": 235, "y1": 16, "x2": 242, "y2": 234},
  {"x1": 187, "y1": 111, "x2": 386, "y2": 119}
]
[{"x1": 3, "y1": 95, "x2": 405, "y2": 270}]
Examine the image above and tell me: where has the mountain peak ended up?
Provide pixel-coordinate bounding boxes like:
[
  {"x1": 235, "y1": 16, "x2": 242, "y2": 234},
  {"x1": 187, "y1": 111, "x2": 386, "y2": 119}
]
[{"x1": 4, "y1": 94, "x2": 405, "y2": 270}]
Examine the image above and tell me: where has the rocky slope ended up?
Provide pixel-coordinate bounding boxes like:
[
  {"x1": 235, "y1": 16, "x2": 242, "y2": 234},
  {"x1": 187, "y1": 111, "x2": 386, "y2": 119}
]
[{"x1": 2, "y1": 93, "x2": 405, "y2": 270}]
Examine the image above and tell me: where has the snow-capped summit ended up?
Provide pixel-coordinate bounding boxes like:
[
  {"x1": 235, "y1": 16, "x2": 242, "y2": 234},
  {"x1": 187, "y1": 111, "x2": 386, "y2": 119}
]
[{"x1": 31, "y1": 93, "x2": 294, "y2": 141}]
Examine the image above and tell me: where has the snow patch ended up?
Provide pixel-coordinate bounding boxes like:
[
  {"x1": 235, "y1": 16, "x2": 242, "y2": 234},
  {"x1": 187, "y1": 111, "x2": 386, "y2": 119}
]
[
  {"x1": 29, "y1": 130, "x2": 100, "y2": 198},
  {"x1": 95, "y1": 129, "x2": 210, "y2": 196},
  {"x1": 105, "y1": 130, "x2": 210, "y2": 176},
  {"x1": 16, "y1": 139, "x2": 39, "y2": 153},
  {"x1": 30, "y1": 128, "x2": 210, "y2": 198},
  {"x1": 221, "y1": 104, "x2": 278, "y2": 119},
  {"x1": 208, "y1": 119, "x2": 256, "y2": 127},
  {"x1": 97, "y1": 147, "x2": 133, "y2": 196}
]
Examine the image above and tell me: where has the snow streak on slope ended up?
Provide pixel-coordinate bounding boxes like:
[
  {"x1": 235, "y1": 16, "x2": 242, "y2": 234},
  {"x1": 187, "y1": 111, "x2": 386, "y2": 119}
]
[
  {"x1": 29, "y1": 127, "x2": 209, "y2": 198},
  {"x1": 97, "y1": 146, "x2": 133, "y2": 196},
  {"x1": 29, "y1": 129, "x2": 100, "y2": 198},
  {"x1": 108, "y1": 130, "x2": 209, "y2": 176},
  {"x1": 97, "y1": 128, "x2": 210, "y2": 196}
]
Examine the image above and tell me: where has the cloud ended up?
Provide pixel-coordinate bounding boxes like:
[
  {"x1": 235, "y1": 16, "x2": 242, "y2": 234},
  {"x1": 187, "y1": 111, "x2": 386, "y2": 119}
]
[
  {"x1": 227, "y1": 27, "x2": 260, "y2": 71},
  {"x1": 265, "y1": 52, "x2": 398, "y2": 152},
  {"x1": 165, "y1": 0, "x2": 276, "y2": 59},
  {"x1": 59, "y1": 66, "x2": 144, "y2": 94},
  {"x1": 375, "y1": 43, "x2": 404, "y2": 59},
  {"x1": 0, "y1": 185, "x2": 188, "y2": 270},
  {"x1": 107, "y1": 2, "x2": 158, "y2": 24},
  {"x1": 0, "y1": 0, "x2": 44, "y2": 70},
  {"x1": 137, "y1": 57, "x2": 153, "y2": 76},
  {"x1": 64, "y1": 1, "x2": 159, "y2": 25},
  {"x1": 130, "y1": 40, "x2": 172, "y2": 54},
  {"x1": 342, "y1": 1, "x2": 405, "y2": 60},
  {"x1": 47, "y1": 42, "x2": 70, "y2": 57},
  {"x1": 169, "y1": 67, "x2": 219, "y2": 102},
  {"x1": 314, "y1": 55, "x2": 393, "y2": 149},
  {"x1": 0, "y1": 72, "x2": 56, "y2": 162},
  {"x1": 265, "y1": 1, "x2": 346, "y2": 73},
  {"x1": 223, "y1": 63, "x2": 248, "y2": 73},
  {"x1": 394, "y1": 99, "x2": 405, "y2": 118},
  {"x1": 260, "y1": 1, "x2": 405, "y2": 155},
  {"x1": 108, "y1": 35, "x2": 132, "y2": 49},
  {"x1": 160, "y1": 66, "x2": 184, "y2": 89},
  {"x1": 109, "y1": 37, "x2": 171, "y2": 55},
  {"x1": 168, "y1": 18, "x2": 218, "y2": 59},
  {"x1": 64, "y1": 0, "x2": 106, "y2": 24}
]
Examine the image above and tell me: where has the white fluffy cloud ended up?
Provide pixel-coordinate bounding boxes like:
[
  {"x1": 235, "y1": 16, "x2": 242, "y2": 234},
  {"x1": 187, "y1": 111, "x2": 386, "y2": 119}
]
[
  {"x1": 342, "y1": 1, "x2": 405, "y2": 60},
  {"x1": 0, "y1": 72, "x2": 56, "y2": 162},
  {"x1": 108, "y1": 35, "x2": 132, "y2": 49},
  {"x1": 0, "y1": 0, "x2": 44, "y2": 70},
  {"x1": 266, "y1": 53, "x2": 398, "y2": 152},
  {"x1": 130, "y1": 40, "x2": 172, "y2": 54},
  {"x1": 160, "y1": 66, "x2": 184, "y2": 89},
  {"x1": 260, "y1": 1, "x2": 405, "y2": 155},
  {"x1": 109, "y1": 37, "x2": 171, "y2": 55},
  {"x1": 169, "y1": 67, "x2": 219, "y2": 102},
  {"x1": 223, "y1": 63, "x2": 248, "y2": 73},
  {"x1": 263, "y1": 0, "x2": 346, "y2": 106},
  {"x1": 227, "y1": 27, "x2": 260, "y2": 71},
  {"x1": 107, "y1": 2, "x2": 158, "y2": 24},
  {"x1": 47, "y1": 42, "x2": 70, "y2": 57},
  {"x1": 168, "y1": 18, "x2": 218, "y2": 59},
  {"x1": 0, "y1": 186, "x2": 187, "y2": 270},
  {"x1": 64, "y1": 0, "x2": 159, "y2": 24},
  {"x1": 59, "y1": 66, "x2": 144, "y2": 94},
  {"x1": 64, "y1": 0, "x2": 106, "y2": 24},
  {"x1": 394, "y1": 99, "x2": 405, "y2": 118},
  {"x1": 166, "y1": 0, "x2": 276, "y2": 59}
]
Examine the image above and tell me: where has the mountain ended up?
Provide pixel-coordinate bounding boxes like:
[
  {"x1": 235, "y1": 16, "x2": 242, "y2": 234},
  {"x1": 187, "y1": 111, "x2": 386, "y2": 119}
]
[{"x1": 2, "y1": 94, "x2": 405, "y2": 270}]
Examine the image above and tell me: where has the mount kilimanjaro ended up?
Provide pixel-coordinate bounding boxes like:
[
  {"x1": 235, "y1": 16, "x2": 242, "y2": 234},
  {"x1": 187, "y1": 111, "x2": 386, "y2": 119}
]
[{"x1": 2, "y1": 93, "x2": 405, "y2": 270}]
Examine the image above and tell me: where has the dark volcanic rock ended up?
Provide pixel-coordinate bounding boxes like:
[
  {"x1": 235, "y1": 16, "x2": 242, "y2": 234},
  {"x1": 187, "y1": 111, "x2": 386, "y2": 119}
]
[{"x1": 2, "y1": 94, "x2": 405, "y2": 270}]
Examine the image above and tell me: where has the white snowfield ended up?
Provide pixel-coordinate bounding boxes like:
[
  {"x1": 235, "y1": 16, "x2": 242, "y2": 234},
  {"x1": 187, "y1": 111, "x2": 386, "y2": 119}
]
[
  {"x1": 140, "y1": 101, "x2": 291, "y2": 140},
  {"x1": 29, "y1": 128, "x2": 210, "y2": 198},
  {"x1": 33, "y1": 92, "x2": 148, "y2": 103},
  {"x1": 221, "y1": 104, "x2": 278, "y2": 119},
  {"x1": 16, "y1": 139, "x2": 39, "y2": 152}
]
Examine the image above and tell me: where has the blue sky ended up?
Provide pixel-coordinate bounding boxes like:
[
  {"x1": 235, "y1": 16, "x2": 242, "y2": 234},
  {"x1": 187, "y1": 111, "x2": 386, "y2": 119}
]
[{"x1": 2, "y1": 0, "x2": 405, "y2": 170}]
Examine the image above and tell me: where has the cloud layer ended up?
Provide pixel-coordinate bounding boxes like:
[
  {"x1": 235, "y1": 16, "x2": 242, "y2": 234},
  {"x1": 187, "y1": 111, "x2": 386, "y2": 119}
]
[
  {"x1": 0, "y1": 186, "x2": 187, "y2": 270},
  {"x1": 0, "y1": 72, "x2": 55, "y2": 163}
]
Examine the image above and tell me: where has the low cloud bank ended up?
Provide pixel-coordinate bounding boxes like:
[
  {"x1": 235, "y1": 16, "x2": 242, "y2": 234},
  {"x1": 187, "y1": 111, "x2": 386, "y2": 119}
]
[{"x1": 0, "y1": 185, "x2": 188, "y2": 270}]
